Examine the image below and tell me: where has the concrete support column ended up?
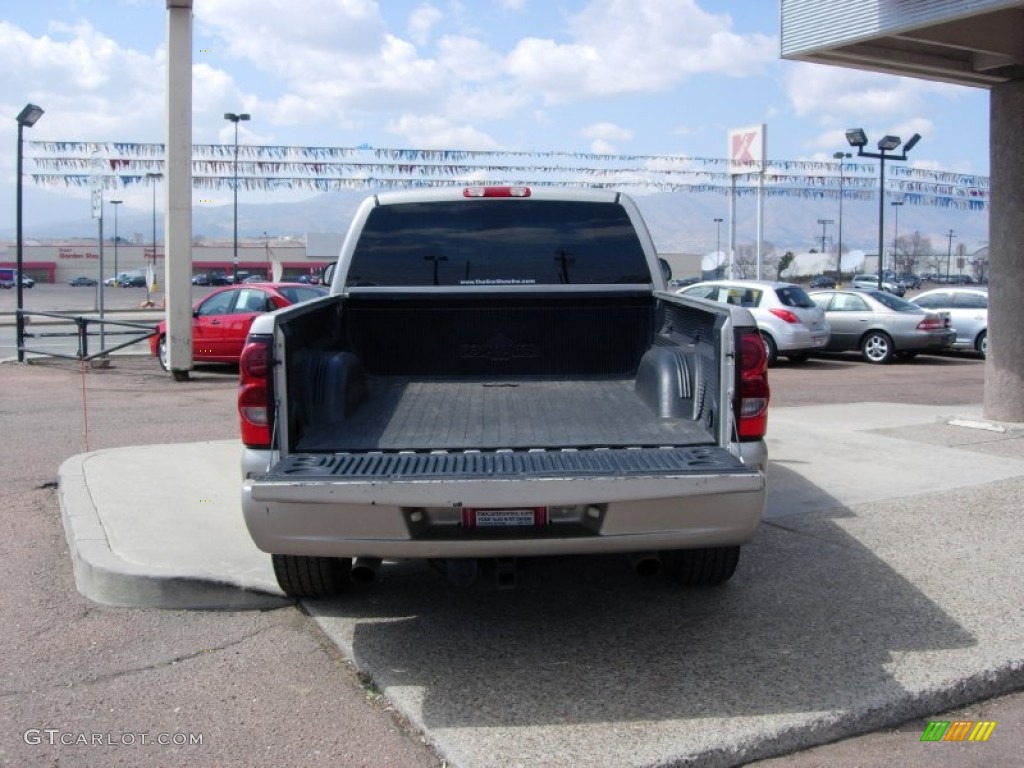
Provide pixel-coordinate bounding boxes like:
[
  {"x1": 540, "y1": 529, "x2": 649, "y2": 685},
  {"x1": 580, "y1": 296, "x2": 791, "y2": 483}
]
[
  {"x1": 165, "y1": 1, "x2": 193, "y2": 379},
  {"x1": 985, "y1": 81, "x2": 1024, "y2": 421}
]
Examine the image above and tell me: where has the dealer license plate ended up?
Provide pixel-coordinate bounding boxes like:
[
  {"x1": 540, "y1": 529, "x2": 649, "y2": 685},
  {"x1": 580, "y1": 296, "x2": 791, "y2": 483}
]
[{"x1": 461, "y1": 507, "x2": 548, "y2": 528}]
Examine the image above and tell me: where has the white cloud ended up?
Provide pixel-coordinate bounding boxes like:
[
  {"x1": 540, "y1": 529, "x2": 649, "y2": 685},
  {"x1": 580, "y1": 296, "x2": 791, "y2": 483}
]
[
  {"x1": 582, "y1": 122, "x2": 634, "y2": 142},
  {"x1": 588, "y1": 138, "x2": 618, "y2": 154},
  {"x1": 505, "y1": 0, "x2": 777, "y2": 104},
  {"x1": 786, "y1": 62, "x2": 963, "y2": 124},
  {"x1": 387, "y1": 114, "x2": 502, "y2": 149},
  {"x1": 0, "y1": 20, "x2": 163, "y2": 141},
  {"x1": 436, "y1": 34, "x2": 503, "y2": 82},
  {"x1": 409, "y1": 4, "x2": 444, "y2": 46}
]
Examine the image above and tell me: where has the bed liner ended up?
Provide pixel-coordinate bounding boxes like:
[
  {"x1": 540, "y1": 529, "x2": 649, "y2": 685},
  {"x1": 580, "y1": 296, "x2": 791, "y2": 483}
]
[{"x1": 295, "y1": 376, "x2": 714, "y2": 453}]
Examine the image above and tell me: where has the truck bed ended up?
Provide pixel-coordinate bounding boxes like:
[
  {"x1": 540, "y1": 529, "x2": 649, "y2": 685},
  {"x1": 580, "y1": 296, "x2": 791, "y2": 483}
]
[{"x1": 295, "y1": 376, "x2": 713, "y2": 452}]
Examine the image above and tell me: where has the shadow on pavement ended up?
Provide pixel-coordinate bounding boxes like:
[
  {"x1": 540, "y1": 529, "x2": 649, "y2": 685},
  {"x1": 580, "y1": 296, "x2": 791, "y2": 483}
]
[{"x1": 310, "y1": 462, "x2": 975, "y2": 738}]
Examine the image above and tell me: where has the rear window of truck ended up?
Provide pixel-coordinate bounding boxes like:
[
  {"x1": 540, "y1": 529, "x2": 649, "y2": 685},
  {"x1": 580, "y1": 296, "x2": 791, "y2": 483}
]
[{"x1": 345, "y1": 200, "x2": 652, "y2": 287}]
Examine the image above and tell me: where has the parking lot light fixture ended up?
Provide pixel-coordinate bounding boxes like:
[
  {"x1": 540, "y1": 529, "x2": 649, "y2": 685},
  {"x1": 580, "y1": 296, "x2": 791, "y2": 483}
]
[
  {"x1": 877, "y1": 135, "x2": 902, "y2": 152},
  {"x1": 846, "y1": 129, "x2": 922, "y2": 291},
  {"x1": 225, "y1": 112, "x2": 250, "y2": 284},
  {"x1": 16, "y1": 103, "x2": 44, "y2": 363},
  {"x1": 845, "y1": 128, "x2": 867, "y2": 148}
]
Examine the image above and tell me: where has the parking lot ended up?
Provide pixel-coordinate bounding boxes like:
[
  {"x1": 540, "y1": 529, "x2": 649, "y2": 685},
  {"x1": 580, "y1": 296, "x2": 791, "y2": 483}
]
[{"x1": 5, "y1": 318, "x2": 1022, "y2": 767}]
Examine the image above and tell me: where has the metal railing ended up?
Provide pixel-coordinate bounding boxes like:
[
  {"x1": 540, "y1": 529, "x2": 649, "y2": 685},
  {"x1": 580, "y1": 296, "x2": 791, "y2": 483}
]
[{"x1": 16, "y1": 310, "x2": 157, "y2": 362}]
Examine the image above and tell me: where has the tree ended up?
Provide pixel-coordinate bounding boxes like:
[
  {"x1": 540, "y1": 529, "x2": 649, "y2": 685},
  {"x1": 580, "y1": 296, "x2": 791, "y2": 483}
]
[
  {"x1": 776, "y1": 251, "x2": 795, "y2": 280},
  {"x1": 902, "y1": 230, "x2": 934, "y2": 274}
]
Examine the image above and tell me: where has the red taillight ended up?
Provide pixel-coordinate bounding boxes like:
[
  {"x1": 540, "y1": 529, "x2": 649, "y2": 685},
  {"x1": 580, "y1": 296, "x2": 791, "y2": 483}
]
[
  {"x1": 736, "y1": 328, "x2": 770, "y2": 440},
  {"x1": 768, "y1": 308, "x2": 801, "y2": 324},
  {"x1": 917, "y1": 315, "x2": 945, "y2": 330},
  {"x1": 463, "y1": 186, "x2": 531, "y2": 198},
  {"x1": 238, "y1": 336, "x2": 273, "y2": 448}
]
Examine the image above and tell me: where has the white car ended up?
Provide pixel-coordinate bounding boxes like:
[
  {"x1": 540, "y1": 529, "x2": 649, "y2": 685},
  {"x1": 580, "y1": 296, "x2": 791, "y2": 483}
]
[
  {"x1": 911, "y1": 287, "x2": 988, "y2": 358},
  {"x1": 678, "y1": 279, "x2": 831, "y2": 364},
  {"x1": 851, "y1": 274, "x2": 904, "y2": 295}
]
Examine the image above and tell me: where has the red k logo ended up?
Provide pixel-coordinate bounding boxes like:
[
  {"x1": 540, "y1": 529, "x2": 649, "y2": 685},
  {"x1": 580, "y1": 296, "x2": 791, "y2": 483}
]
[{"x1": 732, "y1": 131, "x2": 758, "y2": 164}]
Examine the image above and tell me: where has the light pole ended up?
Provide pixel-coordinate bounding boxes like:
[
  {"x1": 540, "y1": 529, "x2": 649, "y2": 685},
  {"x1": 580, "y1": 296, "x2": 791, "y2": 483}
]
[
  {"x1": 224, "y1": 112, "x2": 250, "y2": 284},
  {"x1": 15, "y1": 103, "x2": 44, "y2": 364},
  {"x1": 833, "y1": 151, "x2": 850, "y2": 286},
  {"x1": 146, "y1": 172, "x2": 162, "y2": 303},
  {"x1": 110, "y1": 199, "x2": 123, "y2": 282},
  {"x1": 890, "y1": 200, "x2": 903, "y2": 274},
  {"x1": 946, "y1": 229, "x2": 956, "y2": 282},
  {"x1": 816, "y1": 218, "x2": 833, "y2": 258},
  {"x1": 846, "y1": 129, "x2": 921, "y2": 290},
  {"x1": 713, "y1": 217, "x2": 723, "y2": 276}
]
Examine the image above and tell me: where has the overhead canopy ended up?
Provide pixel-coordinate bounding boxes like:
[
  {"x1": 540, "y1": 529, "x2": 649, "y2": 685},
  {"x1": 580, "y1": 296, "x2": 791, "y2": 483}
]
[{"x1": 780, "y1": 0, "x2": 1024, "y2": 87}]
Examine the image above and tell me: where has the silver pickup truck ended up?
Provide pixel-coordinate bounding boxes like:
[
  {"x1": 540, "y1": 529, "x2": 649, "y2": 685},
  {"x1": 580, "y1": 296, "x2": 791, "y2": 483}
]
[{"x1": 239, "y1": 186, "x2": 769, "y2": 597}]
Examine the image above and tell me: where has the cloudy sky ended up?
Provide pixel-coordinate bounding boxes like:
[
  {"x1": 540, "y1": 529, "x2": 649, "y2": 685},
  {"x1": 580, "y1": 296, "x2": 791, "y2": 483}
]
[{"x1": 1, "y1": 0, "x2": 992, "y2": 227}]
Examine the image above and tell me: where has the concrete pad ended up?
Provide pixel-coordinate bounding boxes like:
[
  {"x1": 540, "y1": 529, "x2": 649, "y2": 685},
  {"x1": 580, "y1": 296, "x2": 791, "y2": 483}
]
[
  {"x1": 56, "y1": 403, "x2": 1024, "y2": 765},
  {"x1": 765, "y1": 403, "x2": 1024, "y2": 518},
  {"x1": 58, "y1": 441, "x2": 289, "y2": 610},
  {"x1": 303, "y1": 403, "x2": 1024, "y2": 767},
  {"x1": 307, "y1": 478, "x2": 1024, "y2": 767}
]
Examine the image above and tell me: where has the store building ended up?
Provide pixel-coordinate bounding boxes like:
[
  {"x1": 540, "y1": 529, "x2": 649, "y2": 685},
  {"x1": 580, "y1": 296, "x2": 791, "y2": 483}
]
[{"x1": 0, "y1": 236, "x2": 341, "y2": 285}]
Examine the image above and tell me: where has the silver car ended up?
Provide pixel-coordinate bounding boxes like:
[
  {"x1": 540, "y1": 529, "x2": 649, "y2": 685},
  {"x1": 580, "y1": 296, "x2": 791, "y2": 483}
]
[
  {"x1": 851, "y1": 273, "x2": 904, "y2": 296},
  {"x1": 809, "y1": 289, "x2": 955, "y2": 363},
  {"x1": 911, "y1": 287, "x2": 988, "y2": 358},
  {"x1": 679, "y1": 280, "x2": 830, "y2": 364}
]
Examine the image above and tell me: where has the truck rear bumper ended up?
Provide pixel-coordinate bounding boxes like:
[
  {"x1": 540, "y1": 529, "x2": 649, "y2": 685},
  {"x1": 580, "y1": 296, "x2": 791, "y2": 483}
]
[{"x1": 241, "y1": 445, "x2": 767, "y2": 558}]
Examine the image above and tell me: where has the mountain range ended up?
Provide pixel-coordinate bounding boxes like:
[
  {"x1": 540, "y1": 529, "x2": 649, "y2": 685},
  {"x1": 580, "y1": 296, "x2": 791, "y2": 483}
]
[{"x1": 8, "y1": 186, "x2": 988, "y2": 261}]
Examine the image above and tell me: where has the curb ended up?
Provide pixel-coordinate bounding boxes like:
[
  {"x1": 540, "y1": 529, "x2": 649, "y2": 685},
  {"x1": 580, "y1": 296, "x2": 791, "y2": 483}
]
[{"x1": 58, "y1": 452, "x2": 291, "y2": 611}]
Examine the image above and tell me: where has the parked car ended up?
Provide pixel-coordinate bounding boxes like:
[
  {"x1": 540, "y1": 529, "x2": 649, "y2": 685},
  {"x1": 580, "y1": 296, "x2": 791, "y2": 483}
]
[
  {"x1": 21, "y1": 276, "x2": 35, "y2": 288},
  {"x1": 668, "y1": 276, "x2": 702, "y2": 289},
  {"x1": 120, "y1": 274, "x2": 147, "y2": 287},
  {"x1": 150, "y1": 282, "x2": 327, "y2": 370},
  {"x1": 946, "y1": 274, "x2": 976, "y2": 285},
  {"x1": 69, "y1": 276, "x2": 98, "y2": 287},
  {"x1": 192, "y1": 272, "x2": 231, "y2": 286},
  {"x1": 895, "y1": 274, "x2": 922, "y2": 290},
  {"x1": 678, "y1": 279, "x2": 830, "y2": 364},
  {"x1": 808, "y1": 275, "x2": 836, "y2": 289},
  {"x1": 850, "y1": 273, "x2": 905, "y2": 296},
  {"x1": 911, "y1": 287, "x2": 988, "y2": 358},
  {"x1": 809, "y1": 289, "x2": 955, "y2": 363}
]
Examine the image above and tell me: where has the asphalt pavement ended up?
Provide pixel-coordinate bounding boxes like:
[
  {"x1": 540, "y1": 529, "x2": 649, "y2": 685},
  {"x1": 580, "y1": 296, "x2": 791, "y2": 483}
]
[
  {"x1": 45, "y1": 364, "x2": 1024, "y2": 766},
  {"x1": 2, "y1": 333, "x2": 1021, "y2": 767}
]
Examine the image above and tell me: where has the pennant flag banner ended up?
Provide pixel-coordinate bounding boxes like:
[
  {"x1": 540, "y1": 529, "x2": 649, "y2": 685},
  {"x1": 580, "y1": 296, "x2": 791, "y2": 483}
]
[{"x1": 25, "y1": 141, "x2": 990, "y2": 210}]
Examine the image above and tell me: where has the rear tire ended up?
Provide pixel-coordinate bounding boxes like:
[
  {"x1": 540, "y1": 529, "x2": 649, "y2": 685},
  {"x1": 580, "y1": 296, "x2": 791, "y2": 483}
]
[
  {"x1": 761, "y1": 333, "x2": 778, "y2": 366},
  {"x1": 157, "y1": 336, "x2": 169, "y2": 371},
  {"x1": 661, "y1": 546, "x2": 740, "y2": 586},
  {"x1": 976, "y1": 331, "x2": 988, "y2": 359},
  {"x1": 272, "y1": 554, "x2": 352, "y2": 598},
  {"x1": 861, "y1": 331, "x2": 894, "y2": 364}
]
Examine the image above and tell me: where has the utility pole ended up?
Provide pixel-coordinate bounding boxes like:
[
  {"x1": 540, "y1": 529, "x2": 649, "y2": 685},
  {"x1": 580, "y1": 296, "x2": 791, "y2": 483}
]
[{"x1": 817, "y1": 218, "x2": 833, "y2": 258}]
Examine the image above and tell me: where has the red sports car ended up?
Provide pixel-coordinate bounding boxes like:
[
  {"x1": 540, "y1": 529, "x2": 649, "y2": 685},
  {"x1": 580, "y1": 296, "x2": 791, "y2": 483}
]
[{"x1": 150, "y1": 283, "x2": 327, "y2": 369}]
